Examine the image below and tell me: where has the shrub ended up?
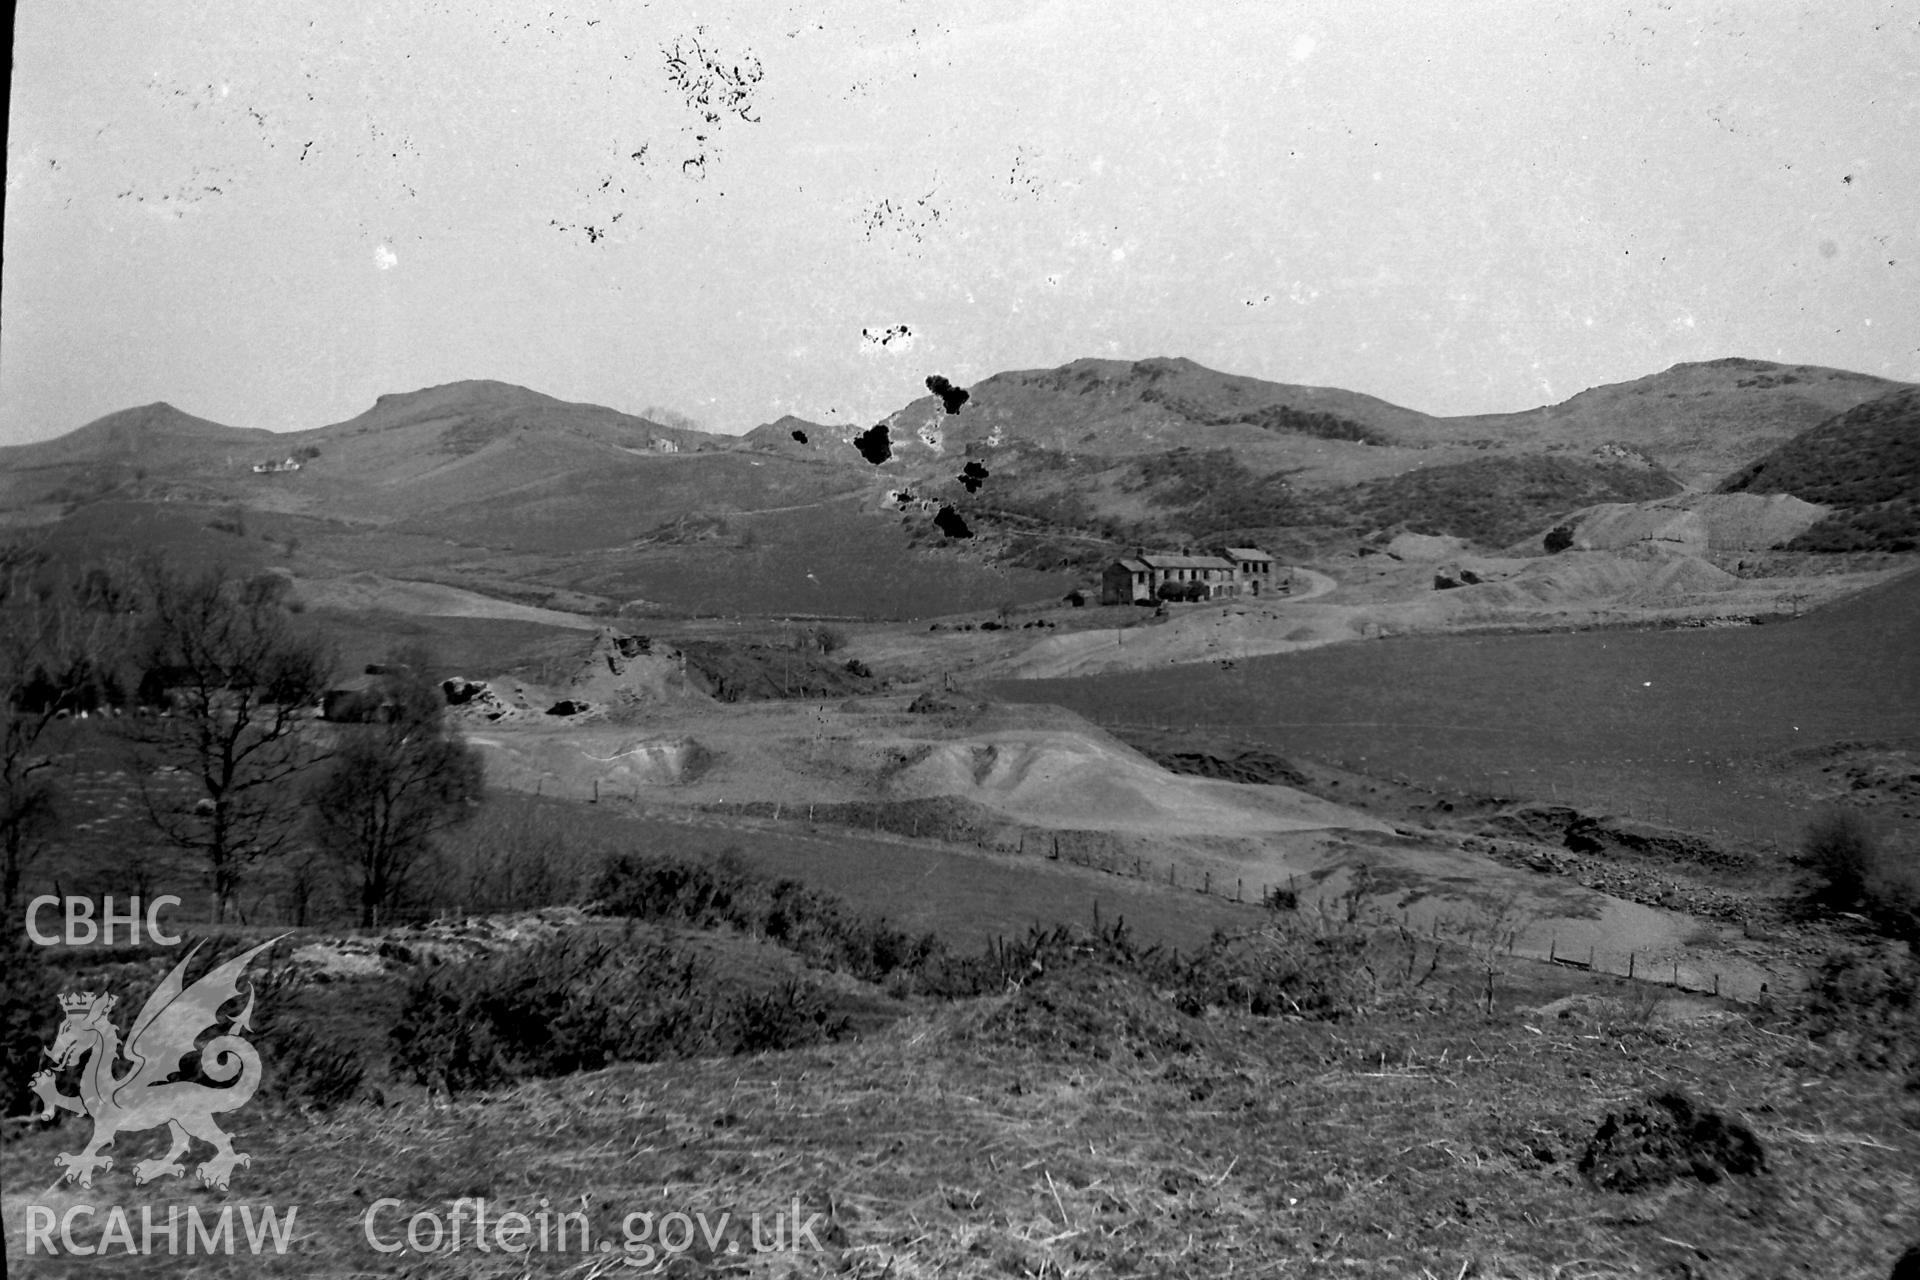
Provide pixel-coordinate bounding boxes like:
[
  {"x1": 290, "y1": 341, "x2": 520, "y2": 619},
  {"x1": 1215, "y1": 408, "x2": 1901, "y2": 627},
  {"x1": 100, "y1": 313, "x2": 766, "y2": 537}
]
[
  {"x1": 388, "y1": 928, "x2": 852, "y2": 1093},
  {"x1": 254, "y1": 966, "x2": 367, "y2": 1111},
  {"x1": 1, "y1": 942, "x2": 60, "y2": 1119},
  {"x1": 1799, "y1": 948, "x2": 1920, "y2": 1087},
  {"x1": 590, "y1": 849, "x2": 937, "y2": 982},
  {"x1": 1804, "y1": 809, "x2": 1879, "y2": 908},
  {"x1": 1171, "y1": 902, "x2": 1440, "y2": 1020},
  {"x1": 730, "y1": 979, "x2": 851, "y2": 1053}
]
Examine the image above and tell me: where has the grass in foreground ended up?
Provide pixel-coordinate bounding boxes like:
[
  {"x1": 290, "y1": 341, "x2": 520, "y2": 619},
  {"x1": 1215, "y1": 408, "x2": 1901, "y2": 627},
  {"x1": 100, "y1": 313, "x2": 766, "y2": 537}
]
[{"x1": 6, "y1": 941, "x2": 1918, "y2": 1278}]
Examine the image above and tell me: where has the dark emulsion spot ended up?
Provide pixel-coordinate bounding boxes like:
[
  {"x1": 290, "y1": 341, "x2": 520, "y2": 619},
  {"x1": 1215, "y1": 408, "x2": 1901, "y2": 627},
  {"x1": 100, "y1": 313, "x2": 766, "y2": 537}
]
[
  {"x1": 791, "y1": 429, "x2": 808, "y2": 444},
  {"x1": 958, "y1": 461, "x2": 990, "y2": 493},
  {"x1": 853, "y1": 422, "x2": 893, "y2": 465},
  {"x1": 926, "y1": 375, "x2": 970, "y2": 415},
  {"x1": 933, "y1": 506, "x2": 973, "y2": 538}
]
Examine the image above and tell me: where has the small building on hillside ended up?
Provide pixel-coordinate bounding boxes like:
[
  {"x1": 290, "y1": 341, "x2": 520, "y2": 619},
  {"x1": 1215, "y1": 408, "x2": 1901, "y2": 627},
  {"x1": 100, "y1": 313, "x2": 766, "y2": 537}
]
[
  {"x1": 251, "y1": 457, "x2": 302, "y2": 474},
  {"x1": 1100, "y1": 550, "x2": 1248, "y2": 605}
]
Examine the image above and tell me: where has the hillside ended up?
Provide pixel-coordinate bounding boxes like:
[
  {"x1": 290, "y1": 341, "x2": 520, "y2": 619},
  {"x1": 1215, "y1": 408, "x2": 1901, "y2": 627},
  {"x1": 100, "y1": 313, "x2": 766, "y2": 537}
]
[
  {"x1": 1314, "y1": 455, "x2": 1685, "y2": 548},
  {"x1": 740, "y1": 413, "x2": 849, "y2": 460},
  {"x1": 5, "y1": 357, "x2": 1912, "y2": 615},
  {"x1": 823, "y1": 356, "x2": 1907, "y2": 567},
  {"x1": 0, "y1": 402, "x2": 279, "y2": 510},
  {"x1": 1433, "y1": 358, "x2": 1906, "y2": 488},
  {"x1": 1719, "y1": 386, "x2": 1920, "y2": 552}
]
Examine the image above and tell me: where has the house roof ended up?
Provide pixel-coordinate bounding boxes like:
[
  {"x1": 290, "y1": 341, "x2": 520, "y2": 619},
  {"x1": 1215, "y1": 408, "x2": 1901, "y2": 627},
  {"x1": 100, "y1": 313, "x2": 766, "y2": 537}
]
[
  {"x1": 1112, "y1": 558, "x2": 1150, "y2": 572},
  {"x1": 1138, "y1": 553, "x2": 1234, "y2": 570},
  {"x1": 1221, "y1": 547, "x2": 1271, "y2": 560}
]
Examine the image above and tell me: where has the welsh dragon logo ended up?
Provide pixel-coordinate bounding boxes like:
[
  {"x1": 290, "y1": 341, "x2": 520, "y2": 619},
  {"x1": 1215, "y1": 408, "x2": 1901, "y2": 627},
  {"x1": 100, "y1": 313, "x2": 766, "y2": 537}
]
[{"x1": 31, "y1": 936, "x2": 284, "y2": 1191}]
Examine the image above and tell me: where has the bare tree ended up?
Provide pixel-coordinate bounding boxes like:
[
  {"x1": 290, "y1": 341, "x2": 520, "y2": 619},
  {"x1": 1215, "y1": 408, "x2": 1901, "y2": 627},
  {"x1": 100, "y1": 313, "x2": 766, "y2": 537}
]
[
  {"x1": 122, "y1": 561, "x2": 333, "y2": 922},
  {"x1": 308, "y1": 652, "x2": 484, "y2": 926},
  {"x1": 0, "y1": 550, "x2": 131, "y2": 916}
]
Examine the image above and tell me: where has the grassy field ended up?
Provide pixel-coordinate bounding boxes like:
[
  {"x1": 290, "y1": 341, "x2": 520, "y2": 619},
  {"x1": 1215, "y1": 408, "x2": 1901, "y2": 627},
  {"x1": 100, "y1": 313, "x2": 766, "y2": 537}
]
[
  {"x1": 992, "y1": 568, "x2": 1920, "y2": 847},
  {"x1": 20, "y1": 740, "x2": 1267, "y2": 953}
]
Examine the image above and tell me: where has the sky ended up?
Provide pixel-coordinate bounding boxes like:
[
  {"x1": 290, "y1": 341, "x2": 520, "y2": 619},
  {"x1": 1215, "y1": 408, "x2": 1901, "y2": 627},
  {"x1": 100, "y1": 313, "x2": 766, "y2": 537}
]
[{"x1": 3, "y1": 0, "x2": 1916, "y2": 445}]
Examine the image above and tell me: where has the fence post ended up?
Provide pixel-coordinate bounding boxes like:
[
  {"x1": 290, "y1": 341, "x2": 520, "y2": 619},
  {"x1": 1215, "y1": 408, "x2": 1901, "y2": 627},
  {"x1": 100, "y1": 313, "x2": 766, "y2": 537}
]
[
  {"x1": 1550, "y1": 936, "x2": 1557, "y2": 963},
  {"x1": 1628, "y1": 952, "x2": 1635, "y2": 979},
  {"x1": 1672, "y1": 961, "x2": 1680, "y2": 988},
  {"x1": 1169, "y1": 864, "x2": 1176, "y2": 887},
  {"x1": 1237, "y1": 877, "x2": 1243, "y2": 902}
]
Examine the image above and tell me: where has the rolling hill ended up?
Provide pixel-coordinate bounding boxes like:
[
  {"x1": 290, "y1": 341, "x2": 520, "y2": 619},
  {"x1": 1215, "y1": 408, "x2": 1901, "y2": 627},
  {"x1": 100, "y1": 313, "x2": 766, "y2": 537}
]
[
  {"x1": 0, "y1": 402, "x2": 280, "y2": 512},
  {"x1": 4, "y1": 356, "x2": 1911, "y2": 612},
  {"x1": 1433, "y1": 357, "x2": 1906, "y2": 488},
  {"x1": 1719, "y1": 386, "x2": 1920, "y2": 552}
]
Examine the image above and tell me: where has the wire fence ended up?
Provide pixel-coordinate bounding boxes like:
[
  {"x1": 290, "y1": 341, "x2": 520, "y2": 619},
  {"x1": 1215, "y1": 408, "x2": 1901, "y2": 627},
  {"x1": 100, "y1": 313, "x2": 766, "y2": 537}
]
[{"x1": 513, "y1": 781, "x2": 1796, "y2": 1005}]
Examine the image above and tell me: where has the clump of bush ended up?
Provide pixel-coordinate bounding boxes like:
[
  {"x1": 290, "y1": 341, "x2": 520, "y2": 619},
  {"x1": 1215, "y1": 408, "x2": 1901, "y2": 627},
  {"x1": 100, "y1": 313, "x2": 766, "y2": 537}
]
[
  {"x1": 1800, "y1": 809, "x2": 1919, "y2": 941},
  {"x1": 253, "y1": 966, "x2": 368, "y2": 1112},
  {"x1": 388, "y1": 928, "x2": 851, "y2": 1094},
  {"x1": 590, "y1": 850, "x2": 941, "y2": 982},
  {"x1": 596, "y1": 848, "x2": 1456, "y2": 1019},
  {"x1": 1, "y1": 942, "x2": 61, "y2": 1119},
  {"x1": 1797, "y1": 947, "x2": 1920, "y2": 1088}
]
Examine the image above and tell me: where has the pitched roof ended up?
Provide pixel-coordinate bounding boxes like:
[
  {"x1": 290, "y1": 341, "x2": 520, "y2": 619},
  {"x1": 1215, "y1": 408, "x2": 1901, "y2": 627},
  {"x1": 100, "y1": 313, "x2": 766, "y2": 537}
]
[
  {"x1": 1221, "y1": 547, "x2": 1271, "y2": 560},
  {"x1": 1138, "y1": 553, "x2": 1234, "y2": 570},
  {"x1": 1112, "y1": 558, "x2": 1150, "y2": 572}
]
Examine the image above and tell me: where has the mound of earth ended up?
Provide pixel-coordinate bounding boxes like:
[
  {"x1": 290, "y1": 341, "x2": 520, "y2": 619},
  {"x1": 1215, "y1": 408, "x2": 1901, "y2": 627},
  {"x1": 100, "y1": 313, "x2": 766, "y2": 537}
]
[
  {"x1": 677, "y1": 638, "x2": 877, "y2": 703},
  {"x1": 1522, "y1": 493, "x2": 1830, "y2": 556},
  {"x1": 1578, "y1": 1091, "x2": 1766, "y2": 1192},
  {"x1": 1437, "y1": 548, "x2": 1736, "y2": 612},
  {"x1": 564, "y1": 629, "x2": 713, "y2": 706},
  {"x1": 879, "y1": 731, "x2": 1378, "y2": 835},
  {"x1": 468, "y1": 732, "x2": 711, "y2": 789},
  {"x1": 966, "y1": 957, "x2": 1203, "y2": 1061}
]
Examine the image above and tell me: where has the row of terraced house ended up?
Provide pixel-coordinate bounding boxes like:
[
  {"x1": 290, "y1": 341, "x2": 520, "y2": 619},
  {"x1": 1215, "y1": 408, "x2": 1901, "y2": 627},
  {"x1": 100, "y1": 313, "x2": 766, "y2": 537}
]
[{"x1": 1099, "y1": 547, "x2": 1282, "y2": 605}]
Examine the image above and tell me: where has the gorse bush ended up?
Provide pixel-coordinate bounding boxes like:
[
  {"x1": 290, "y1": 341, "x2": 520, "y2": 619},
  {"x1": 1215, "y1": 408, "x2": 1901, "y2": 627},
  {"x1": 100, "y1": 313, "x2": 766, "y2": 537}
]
[
  {"x1": 392, "y1": 847, "x2": 1477, "y2": 1092},
  {"x1": 595, "y1": 847, "x2": 1454, "y2": 1017},
  {"x1": 590, "y1": 849, "x2": 940, "y2": 981},
  {"x1": 252, "y1": 965, "x2": 366, "y2": 1112},
  {"x1": 1799, "y1": 948, "x2": 1920, "y2": 1089},
  {"x1": 388, "y1": 928, "x2": 851, "y2": 1095},
  {"x1": 1800, "y1": 808, "x2": 1919, "y2": 942}
]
